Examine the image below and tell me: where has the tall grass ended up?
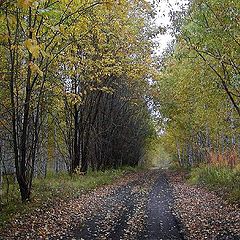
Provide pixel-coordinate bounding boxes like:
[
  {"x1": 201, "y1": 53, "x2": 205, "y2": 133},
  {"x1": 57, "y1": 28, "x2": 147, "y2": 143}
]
[{"x1": 189, "y1": 164, "x2": 240, "y2": 203}]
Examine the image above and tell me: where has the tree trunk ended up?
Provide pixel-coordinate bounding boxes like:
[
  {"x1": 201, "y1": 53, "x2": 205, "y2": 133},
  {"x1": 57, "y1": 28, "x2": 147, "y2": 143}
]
[
  {"x1": 18, "y1": 178, "x2": 31, "y2": 202},
  {"x1": 71, "y1": 104, "x2": 81, "y2": 173},
  {"x1": 176, "y1": 141, "x2": 182, "y2": 167},
  {"x1": 0, "y1": 141, "x2": 3, "y2": 198}
]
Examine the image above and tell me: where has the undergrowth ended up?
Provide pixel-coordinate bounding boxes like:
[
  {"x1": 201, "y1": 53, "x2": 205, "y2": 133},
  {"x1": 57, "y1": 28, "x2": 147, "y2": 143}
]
[
  {"x1": 189, "y1": 165, "x2": 240, "y2": 203},
  {"x1": 0, "y1": 165, "x2": 142, "y2": 227}
]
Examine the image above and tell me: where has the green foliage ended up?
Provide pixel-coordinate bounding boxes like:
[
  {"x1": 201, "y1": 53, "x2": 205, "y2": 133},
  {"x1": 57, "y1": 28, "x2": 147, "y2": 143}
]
[
  {"x1": 154, "y1": 0, "x2": 240, "y2": 167},
  {"x1": 0, "y1": 0, "x2": 158, "y2": 201},
  {"x1": 189, "y1": 165, "x2": 240, "y2": 203},
  {"x1": 34, "y1": 169, "x2": 120, "y2": 197}
]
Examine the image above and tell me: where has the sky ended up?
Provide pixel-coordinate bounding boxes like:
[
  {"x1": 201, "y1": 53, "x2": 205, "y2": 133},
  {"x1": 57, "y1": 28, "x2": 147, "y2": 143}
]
[{"x1": 153, "y1": 0, "x2": 189, "y2": 54}]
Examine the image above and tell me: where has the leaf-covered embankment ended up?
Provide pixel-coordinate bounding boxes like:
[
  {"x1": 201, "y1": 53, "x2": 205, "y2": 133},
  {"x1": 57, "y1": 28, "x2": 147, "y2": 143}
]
[{"x1": 168, "y1": 171, "x2": 240, "y2": 240}]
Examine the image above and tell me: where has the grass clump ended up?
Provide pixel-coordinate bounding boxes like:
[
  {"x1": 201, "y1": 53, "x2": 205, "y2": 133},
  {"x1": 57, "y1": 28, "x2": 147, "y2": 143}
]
[{"x1": 189, "y1": 164, "x2": 240, "y2": 203}]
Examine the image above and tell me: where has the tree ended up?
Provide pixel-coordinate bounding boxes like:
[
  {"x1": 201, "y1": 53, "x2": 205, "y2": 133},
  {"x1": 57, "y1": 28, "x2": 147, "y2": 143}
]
[
  {"x1": 0, "y1": 0, "x2": 158, "y2": 201},
  {"x1": 0, "y1": 0, "x2": 111, "y2": 201},
  {"x1": 154, "y1": 0, "x2": 240, "y2": 167}
]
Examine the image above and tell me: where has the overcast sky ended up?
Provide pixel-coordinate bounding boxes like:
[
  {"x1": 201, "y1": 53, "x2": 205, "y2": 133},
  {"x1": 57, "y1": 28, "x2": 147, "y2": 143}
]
[{"x1": 153, "y1": 0, "x2": 189, "y2": 54}]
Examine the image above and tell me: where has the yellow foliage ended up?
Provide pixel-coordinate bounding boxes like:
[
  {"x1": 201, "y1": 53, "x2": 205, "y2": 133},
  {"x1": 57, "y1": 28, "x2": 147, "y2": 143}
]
[
  {"x1": 29, "y1": 62, "x2": 43, "y2": 77},
  {"x1": 17, "y1": 0, "x2": 36, "y2": 8},
  {"x1": 24, "y1": 39, "x2": 40, "y2": 59}
]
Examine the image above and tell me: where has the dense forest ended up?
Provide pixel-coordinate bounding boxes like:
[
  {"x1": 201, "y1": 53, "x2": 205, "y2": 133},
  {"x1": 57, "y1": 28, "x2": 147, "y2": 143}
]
[
  {"x1": 154, "y1": 0, "x2": 240, "y2": 204},
  {"x1": 0, "y1": 0, "x2": 239, "y2": 222},
  {"x1": 155, "y1": 0, "x2": 240, "y2": 169},
  {"x1": 155, "y1": 0, "x2": 239, "y2": 169},
  {"x1": 0, "y1": 0, "x2": 159, "y2": 202}
]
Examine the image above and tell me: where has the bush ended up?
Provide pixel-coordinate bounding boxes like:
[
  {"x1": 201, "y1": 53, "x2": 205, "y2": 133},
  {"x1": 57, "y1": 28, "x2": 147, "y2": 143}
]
[{"x1": 189, "y1": 165, "x2": 240, "y2": 203}]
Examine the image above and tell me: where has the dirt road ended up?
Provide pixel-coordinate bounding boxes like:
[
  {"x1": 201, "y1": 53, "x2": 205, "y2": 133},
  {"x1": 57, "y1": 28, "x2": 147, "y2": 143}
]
[
  {"x1": 0, "y1": 170, "x2": 183, "y2": 240},
  {"x1": 2, "y1": 169, "x2": 239, "y2": 239},
  {"x1": 62, "y1": 170, "x2": 183, "y2": 240}
]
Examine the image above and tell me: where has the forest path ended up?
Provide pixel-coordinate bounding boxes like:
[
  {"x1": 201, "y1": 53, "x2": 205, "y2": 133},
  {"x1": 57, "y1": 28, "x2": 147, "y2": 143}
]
[
  {"x1": 0, "y1": 170, "x2": 183, "y2": 240},
  {"x1": 2, "y1": 170, "x2": 239, "y2": 239},
  {"x1": 61, "y1": 170, "x2": 183, "y2": 240}
]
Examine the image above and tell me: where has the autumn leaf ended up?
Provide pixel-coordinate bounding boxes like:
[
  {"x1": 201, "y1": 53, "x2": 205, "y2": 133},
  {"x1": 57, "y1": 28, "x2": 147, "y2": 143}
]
[
  {"x1": 17, "y1": 0, "x2": 36, "y2": 8},
  {"x1": 24, "y1": 39, "x2": 40, "y2": 59},
  {"x1": 29, "y1": 61, "x2": 43, "y2": 77}
]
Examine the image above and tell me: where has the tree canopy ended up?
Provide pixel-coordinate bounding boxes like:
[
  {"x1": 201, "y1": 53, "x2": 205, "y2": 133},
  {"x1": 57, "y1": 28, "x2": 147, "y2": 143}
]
[
  {"x1": 0, "y1": 0, "x2": 158, "y2": 201},
  {"x1": 154, "y1": 0, "x2": 239, "y2": 167}
]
